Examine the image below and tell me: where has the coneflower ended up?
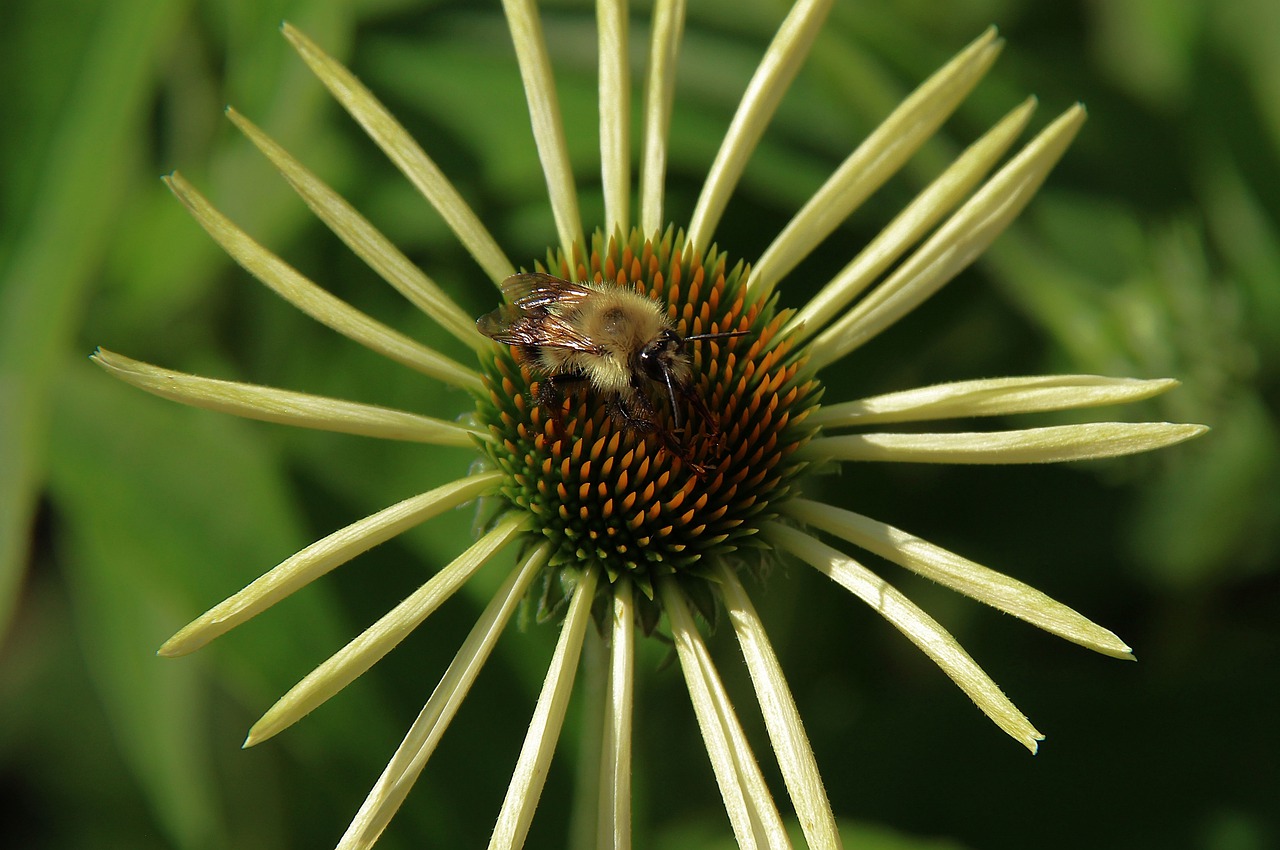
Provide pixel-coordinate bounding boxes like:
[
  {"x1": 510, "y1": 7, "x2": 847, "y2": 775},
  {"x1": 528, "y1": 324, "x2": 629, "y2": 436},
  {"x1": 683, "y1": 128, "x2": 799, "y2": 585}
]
[{"x1": 95, "y1": 2, "x2": 1206, "y2": 848}]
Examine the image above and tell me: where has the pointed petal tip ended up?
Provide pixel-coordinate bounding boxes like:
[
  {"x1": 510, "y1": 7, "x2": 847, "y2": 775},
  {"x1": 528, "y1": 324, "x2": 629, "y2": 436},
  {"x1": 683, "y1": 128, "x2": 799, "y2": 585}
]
[
  {"x1": 244, "y1": 718, "x2": 277, "y2": 749},
  {"x1": 157, "y1": 623, "x2": 208, "y2": 657},
  {"x1": 155, "y1": 640, "x2": 183, "y2": 658}
]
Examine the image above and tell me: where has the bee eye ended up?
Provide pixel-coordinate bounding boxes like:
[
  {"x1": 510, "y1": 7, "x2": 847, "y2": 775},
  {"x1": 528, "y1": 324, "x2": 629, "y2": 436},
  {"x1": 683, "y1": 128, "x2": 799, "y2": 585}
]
[{"x1": 638, "y1": 342, "x2": 666, "y2": 380}]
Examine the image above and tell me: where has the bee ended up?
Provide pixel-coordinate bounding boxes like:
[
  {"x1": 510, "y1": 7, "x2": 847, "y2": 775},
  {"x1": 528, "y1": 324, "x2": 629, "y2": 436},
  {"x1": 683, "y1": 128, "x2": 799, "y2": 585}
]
[{"x1": 478, "y1": 272, "x2": 746, "y2": 465}]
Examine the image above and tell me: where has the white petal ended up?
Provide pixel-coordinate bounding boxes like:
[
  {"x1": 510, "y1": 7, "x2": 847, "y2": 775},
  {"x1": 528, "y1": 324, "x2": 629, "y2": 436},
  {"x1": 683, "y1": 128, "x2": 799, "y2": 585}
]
[
  {"x1": 597, "y1": 576, "x2": 635, "y2": 850},
  {"x1": 163, "y1": 173, "x2": 483, "y2": 391},
  {"x1": 161, "y1": 473, "x2": 504, "y2": 657},
  {"x1": 783, "y1": 499, "x2": 1134, "y2": 659},
  {"x1": 811, "y1": 374, "x2": 1181, "y2": 427},
  {"x1": 802, "y1": 422, "x2": 1209, "y2": 464},
  {"x1": 246, "y1": 513, "x2": 529, "y2": 746},
  {"x1": 687, "y1": 0, "x2": 834, "y2": 252},
  {"x1": 226, "y1": 107, "x2": 484, "y2": 352},
  {"x1": 751, "y1": 27, "x2": 1003, "y2": 295},
  {"x1": 638, "y1": 0, "x2": 687, "y2": 236},
  {"x1": 281, "y1": 23, "x2": 514, "y2": 284},
  {"x1": 488, "y1": 566, "x2": 600, "y2": 850},
  {"x1": 716, "y1": 564, "x2": 842, "y2": 850},
  {"x1": 660, "y1": 578, "x2": 791, "y2": 850},
  {"x1": 597, "y1": 0, "x2": 631, "y2": 235},
  {"x1": 92, "y1": 349, "x2": 481, "y2": 446},
  {"x1": 808, "y1": 105, "x2": 1086, "y2": 368},
  {"x1": 767, "y1": 523, "x2": 1043, "y2": 751},
  {"x1": 338, "y1": 544, "x2": 550, "y2": 850},
  {"x1": 502, "y1": 0, "x2": 584, "y2": 259},
  {"x1": 783, "y1": 97, "x2": 1037, "y2": 338}
]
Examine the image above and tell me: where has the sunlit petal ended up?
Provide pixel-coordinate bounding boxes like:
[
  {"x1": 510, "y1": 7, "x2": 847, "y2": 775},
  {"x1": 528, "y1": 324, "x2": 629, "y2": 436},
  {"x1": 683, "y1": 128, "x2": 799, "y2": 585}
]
[
  {"x1": 161, "y1": 473, "x2": 504, "y2": 658},
  {"x1": 783, "y1": 499, "x2": 1134, "y2": 658},
  {"x1": 687, "y1": 0, "x2": 833, "y2": 251},
  {"x1": 163, "y1": 173, "x2": 482, "y2": 389},
  {"x1": 488, "y1": 566, "x2": 600, "y2": 850},
  {"x1": 767, "y1": 523, "x2": 1043, "y2": 751},
  {"x1": 226, "y1": 107, "x2": 483, "y2": 351},
  {"x1": 751, "y1": 26, "x2": 1003, "y2": 294},
  {"x1": 597, "y1": 0, "x2": 631, "y2": 234},
  {"x1": 811, "y1": 375, "x2": 1180, "y2": 428},
  {"x1": 597, "y1": 576, "x2": 635, "y2": 850},
  {"x1": 281, "y1": 22, "x2": 514, "y2": 284},
  {"x1": 808, "y1": 105, "x2": 1086, "y2": 367},
  {"x1": 92, "y1": 349, "x2": 481, "y2": 446},
  {"x1": 661, "y1": 577, "x2": 790, "y2": 849},
  {"x1": 247, "y1": 513, "x2": 529, "y2": 747},
  {"x1": 717, "y1": 564, "x2": 841, "y2": 849},
  {"x1": 338, "y1": 544, "x2": 550, "y2": 850},
  {"x1": 784, "y1": 97, "x2": 1037, "y2": 338},
  {"x1": 638, "y1": 0, "x2": 687, "y2": 235},
  {"x1": 502, "y1": 0, "x2": 584, "y2": 258},
  {"x1": 801, "y1": 421, "x2": 1209, "y2": 464}
]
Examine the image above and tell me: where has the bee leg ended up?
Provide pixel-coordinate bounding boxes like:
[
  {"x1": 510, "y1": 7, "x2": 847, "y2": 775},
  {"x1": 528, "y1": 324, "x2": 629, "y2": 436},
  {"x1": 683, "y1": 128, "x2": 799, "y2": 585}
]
[
  {"x1": 658, "y1": 428, "x2": 710, "y2": 479},
  {"x1": 619, "y1": 390, "x2": 713, "y2": 479},
  {"x1": 610, "y1": 392, "x2": 655, "y2": 434},
  {"x1": 537, "y1": 373, "x2": 586, "y2": 439}
]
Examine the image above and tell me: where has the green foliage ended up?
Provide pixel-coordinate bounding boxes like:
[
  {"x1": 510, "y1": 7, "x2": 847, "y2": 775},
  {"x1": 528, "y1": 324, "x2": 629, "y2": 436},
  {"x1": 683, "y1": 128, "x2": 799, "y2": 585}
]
[{"x1": 2, "y1": 0, "x2": 1276, "y2": 847}]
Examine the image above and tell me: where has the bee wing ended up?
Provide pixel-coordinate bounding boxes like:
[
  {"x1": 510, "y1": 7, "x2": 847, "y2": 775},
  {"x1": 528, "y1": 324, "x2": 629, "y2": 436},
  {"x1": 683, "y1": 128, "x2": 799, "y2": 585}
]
[
  {"x1": 500, "y1": 272, "x2": 596, "y2": 311},
  {"x1": 478, "y1": 272, "x2": 601, "y2": 353}
]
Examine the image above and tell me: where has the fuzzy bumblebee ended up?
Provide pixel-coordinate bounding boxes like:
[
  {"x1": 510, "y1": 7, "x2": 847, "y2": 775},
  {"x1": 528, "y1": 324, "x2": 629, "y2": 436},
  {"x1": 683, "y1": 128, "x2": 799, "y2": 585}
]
[{"x1": 477, "y1": 272, "x2": 745, "y2": 444}]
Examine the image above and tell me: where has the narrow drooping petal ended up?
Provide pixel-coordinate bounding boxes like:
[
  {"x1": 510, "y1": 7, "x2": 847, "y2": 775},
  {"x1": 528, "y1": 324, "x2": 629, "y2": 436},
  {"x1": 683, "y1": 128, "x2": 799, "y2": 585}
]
[
  {"x1": 163, "y1": 174, "x2": 483, "y2": 390},
  {"x1": 338, "y1": 544, "x2": 551, "y2": 850},
  {"x1": 717, "y1": 564, "x2": 842, "y2": 850},
  {"x1": 597, "y1": 576, "x2": 635, "y2": 850},
  {"x1": 502, "y1": 0, "x2": 584, "y2": 258},
  {"x1": 783, "y1": 499, "x2": 1134, "y2": 658},
  {"x1": 161, "y1": 473, "x2": 504, "y2": 657},
  {"x1": 686, "y1": 0, "x2": 833, "y2": 251},
  {"x1": 488, "y1": 566, "x2": 600, "y2": 850},
  {"x1": 597, "y1": 0, "x2": 630, "y2": 234},
  {"x1": 783, "y1": 97, "x2": 1037, "y2": 338},
  {"x1": 247, "y1": 513, "x2": 530, "y2": 746},
  {"x1": 92, "y1": 349, "x2": 482, "y2": 446},
  {"x1": 638, "y1": 0, "x2": 686, "y2": 235},
  {"x1": 766, "y1": 523, "x2": 1044, "y2": 751},
  {"x1": 660, "y1": 578, "x2": 790, "y2": 850},
  {"x1": 750, "y1": 26, "x2": 1003, "y2": 294},
  {"x1": 808, "y1": 105, "x2": 1086, "y2": 367},
  {"x1": 226, "y1": 108, "x2": 484, "y2": 351},
  {"x1": 810, "y1": 375, "x2": 1181, "y2": 428},
  {"x1": 801, "y1": 422, "x2": 1209, "y2": 465},
  {"x1": 281, "y1": 22, "x2": 514, "y2": 284},
  {"x1": 696, "y1": 648, "x2": 792, "y2": 849}
]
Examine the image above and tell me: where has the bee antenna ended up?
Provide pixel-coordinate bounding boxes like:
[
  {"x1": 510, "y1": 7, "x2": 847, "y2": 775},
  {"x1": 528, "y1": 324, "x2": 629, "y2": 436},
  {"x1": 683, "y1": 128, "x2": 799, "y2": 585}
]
[
  {"x1": 682, "y1": 329, "x2": 750, "y2": 344},
  {"x1": 659, "y1": 366, "x2": 683, "y2": 431}
]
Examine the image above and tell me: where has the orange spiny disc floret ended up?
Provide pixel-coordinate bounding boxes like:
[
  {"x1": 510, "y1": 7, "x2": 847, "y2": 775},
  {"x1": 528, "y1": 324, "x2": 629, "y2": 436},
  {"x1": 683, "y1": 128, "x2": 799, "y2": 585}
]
[{"x1": 474, "y1": 227, "x2": 821, "y2": 593}]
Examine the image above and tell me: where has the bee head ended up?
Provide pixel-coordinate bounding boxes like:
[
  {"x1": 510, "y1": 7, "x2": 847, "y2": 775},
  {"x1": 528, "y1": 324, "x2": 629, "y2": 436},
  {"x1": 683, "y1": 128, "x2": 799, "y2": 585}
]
[{"x1": 637, "y1": 329, "x2": 684, "y2": 382}]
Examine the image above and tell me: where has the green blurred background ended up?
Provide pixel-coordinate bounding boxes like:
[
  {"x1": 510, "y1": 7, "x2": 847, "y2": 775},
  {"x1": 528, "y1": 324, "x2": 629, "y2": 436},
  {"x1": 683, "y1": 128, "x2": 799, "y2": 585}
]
[{"x1": 2, "y1": 0, "x2": 1277, "y2": 847}]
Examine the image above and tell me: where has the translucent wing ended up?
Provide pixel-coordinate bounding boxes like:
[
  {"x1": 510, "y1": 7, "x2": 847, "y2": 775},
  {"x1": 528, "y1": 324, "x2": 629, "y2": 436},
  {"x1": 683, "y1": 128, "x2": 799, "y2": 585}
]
[
  {"x1": 501, "y1": 272, "x2": 596, "y2": 311},
  {"x1": 477, "y1": 273, "x2": 601, "y2": 353}
]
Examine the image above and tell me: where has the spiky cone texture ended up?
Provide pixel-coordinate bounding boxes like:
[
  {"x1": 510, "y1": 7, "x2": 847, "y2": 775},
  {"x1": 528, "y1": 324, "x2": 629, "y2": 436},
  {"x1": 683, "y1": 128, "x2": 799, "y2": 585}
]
[
  {"x1": 479, "y1": 228, "x2": 819, "y2": 623},
  {"x1": 92, "y1": 4, "x2": 1209, "y2": 850}
]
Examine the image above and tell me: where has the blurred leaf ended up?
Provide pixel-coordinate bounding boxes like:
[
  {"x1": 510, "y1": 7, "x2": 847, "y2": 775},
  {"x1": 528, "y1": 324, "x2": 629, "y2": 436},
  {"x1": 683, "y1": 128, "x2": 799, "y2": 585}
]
[
  {"x1": 0, "y1": 0, "x2": 190, "y2": 650},
  {"x1": 49, "y1": 355, "x2": 295, "y2": 848},
  {"x1": 48, "y1": 353, "x2": 414, "y2": 846}
]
